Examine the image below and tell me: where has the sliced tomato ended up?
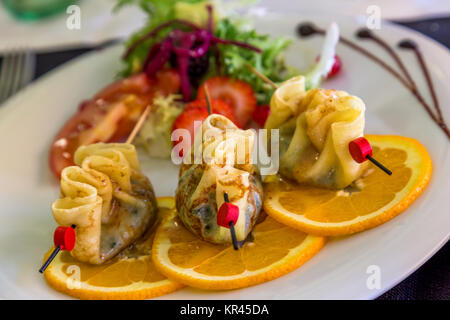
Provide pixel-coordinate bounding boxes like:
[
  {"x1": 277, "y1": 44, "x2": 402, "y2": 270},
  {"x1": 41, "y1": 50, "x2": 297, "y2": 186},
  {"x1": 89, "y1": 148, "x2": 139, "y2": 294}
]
[
  {"x1": 49, "y1": 69, "x2": 180, "y2": 178},
  {"x1": 152, "y1": 68, "x2": 181, "y2": 96},
  {"x1": 92, "y1": 73, "x2": 153, "y2": 101}
]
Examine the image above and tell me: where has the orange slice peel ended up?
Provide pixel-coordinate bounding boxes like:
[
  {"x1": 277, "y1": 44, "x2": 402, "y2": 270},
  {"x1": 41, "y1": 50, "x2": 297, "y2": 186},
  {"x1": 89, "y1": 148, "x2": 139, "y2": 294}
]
[
  {"x1": 152, "y1": 209, "x2": 325, "y2": 290},
  {"x1": 43, "y1": 197, "x2": 184, "y2": 300},
  {"x1": 264, "y1": 135, "x2": 432, "y2": 236}
]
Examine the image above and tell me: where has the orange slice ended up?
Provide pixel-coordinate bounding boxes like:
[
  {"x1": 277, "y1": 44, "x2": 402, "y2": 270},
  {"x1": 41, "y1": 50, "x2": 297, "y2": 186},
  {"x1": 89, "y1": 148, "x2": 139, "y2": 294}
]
[
  {"x1": 264, "y1": 135, "x2": 432, "y2": 236},
  {"x1": 43, "y1": 197, "x2": 184, "y2": 300},
  {"x1": 152, "y1": 208, "x2": 325, "y2": 290}
]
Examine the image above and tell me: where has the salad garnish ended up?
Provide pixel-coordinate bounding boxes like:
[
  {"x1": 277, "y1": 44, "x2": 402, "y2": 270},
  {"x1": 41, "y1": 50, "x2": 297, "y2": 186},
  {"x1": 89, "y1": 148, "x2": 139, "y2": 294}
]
[
  {"x1": 117, "y1": 0, "x2": 293, "y2": 104},
  {"x1": 123, "y1": 5, "x2": 261, "y2": 101}
]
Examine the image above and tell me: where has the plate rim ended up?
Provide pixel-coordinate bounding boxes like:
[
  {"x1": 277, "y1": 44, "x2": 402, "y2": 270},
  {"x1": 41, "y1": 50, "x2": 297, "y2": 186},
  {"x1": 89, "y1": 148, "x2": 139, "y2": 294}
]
[{"x1": 0, "y1": 13, "x2": 449, "y2": 300}]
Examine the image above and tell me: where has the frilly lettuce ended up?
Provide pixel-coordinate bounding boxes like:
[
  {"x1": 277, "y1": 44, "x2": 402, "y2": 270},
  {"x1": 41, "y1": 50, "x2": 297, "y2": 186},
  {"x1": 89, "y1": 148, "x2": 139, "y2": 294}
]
[
  {"x1": 116, "y1": 0, "x2": 293, "y2": 105},
  {"x1": 135, "y1": 94, "x2": 183, "y2": 158},
  {"x1": 214, "y1": 18, "x2": 293, "y2": 104}
]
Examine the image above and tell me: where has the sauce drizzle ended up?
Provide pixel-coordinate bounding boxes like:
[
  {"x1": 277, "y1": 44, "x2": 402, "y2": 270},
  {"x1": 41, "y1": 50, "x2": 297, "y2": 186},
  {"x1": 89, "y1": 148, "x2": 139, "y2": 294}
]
[{"x1": 297, "y1": 22, "x2": 450, "y2": 139}]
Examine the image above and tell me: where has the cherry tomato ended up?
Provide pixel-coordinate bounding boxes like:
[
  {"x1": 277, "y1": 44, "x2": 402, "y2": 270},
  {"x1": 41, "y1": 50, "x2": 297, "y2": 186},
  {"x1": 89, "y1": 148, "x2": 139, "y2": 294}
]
[{"x1": 49, "y1": 69, "x2": 180, "y2": 178}]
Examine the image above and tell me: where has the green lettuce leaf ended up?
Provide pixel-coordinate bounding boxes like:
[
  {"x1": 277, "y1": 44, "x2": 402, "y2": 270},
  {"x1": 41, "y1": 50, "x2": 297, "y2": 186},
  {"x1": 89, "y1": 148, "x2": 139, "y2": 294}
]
[
  {"x1": 215, "y1": 18, "x2": 293, "y2": 104},
  {"x1": 116, "y1": 1, "x2": 293, "y2": 105}
]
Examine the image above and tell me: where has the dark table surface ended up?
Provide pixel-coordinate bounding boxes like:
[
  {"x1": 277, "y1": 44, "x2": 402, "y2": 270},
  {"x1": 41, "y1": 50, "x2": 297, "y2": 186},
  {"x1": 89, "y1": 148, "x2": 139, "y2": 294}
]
[{"x1": 15, "y1": 17, "x2": 450, "y2": 300}]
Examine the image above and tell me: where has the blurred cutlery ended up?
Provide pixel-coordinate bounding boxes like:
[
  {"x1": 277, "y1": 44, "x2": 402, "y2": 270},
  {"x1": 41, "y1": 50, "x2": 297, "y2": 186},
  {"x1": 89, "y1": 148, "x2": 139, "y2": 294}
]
[{"x1": 0, "y1": 49, "x2": 35, "y2": 104}]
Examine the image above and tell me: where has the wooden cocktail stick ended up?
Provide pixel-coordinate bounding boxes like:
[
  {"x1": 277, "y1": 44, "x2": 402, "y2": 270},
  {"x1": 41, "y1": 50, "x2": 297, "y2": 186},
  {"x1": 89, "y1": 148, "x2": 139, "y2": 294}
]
[
  {"x1": 126, "y1": 105, "x2": 151, "y2": 144},
  {"x1": 204, "y1": 84, "x2": 213, "y2": 115},
  {"x1": 245, "y1": 63, "x2": 279, "y2": 89}
]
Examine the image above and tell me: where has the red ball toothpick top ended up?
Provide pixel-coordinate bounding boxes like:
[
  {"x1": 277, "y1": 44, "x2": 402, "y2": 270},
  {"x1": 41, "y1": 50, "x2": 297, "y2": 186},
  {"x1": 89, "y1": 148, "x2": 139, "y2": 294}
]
[
  {"x1": 349, "y1": 137, "x2": 392, "y2": 176},
  {"x1": 349, "y1": 137, "x2": 373, "y2": 163},
  {"x1": 217, "y1": 193, "x2": 240, "y2": 250},
  {"x1": 53, "y1": 226, "x2": 76, "y2": 251},
  {"x1": 217, "y1": 202, "x2": 239, "y2": 228},
  {"x1": 39, "y1": 226, "x2": 76, "y2": 274}
]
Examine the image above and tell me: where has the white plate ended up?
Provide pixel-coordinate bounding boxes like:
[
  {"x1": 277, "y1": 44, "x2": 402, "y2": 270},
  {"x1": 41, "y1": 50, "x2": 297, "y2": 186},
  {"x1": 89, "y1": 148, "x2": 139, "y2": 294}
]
[
  {"x1": 0, "y1": 0, "x2": 146, "y2": 53},
  {"x1": 0, "y1": 14, "x2": 448, "y2": 300}
]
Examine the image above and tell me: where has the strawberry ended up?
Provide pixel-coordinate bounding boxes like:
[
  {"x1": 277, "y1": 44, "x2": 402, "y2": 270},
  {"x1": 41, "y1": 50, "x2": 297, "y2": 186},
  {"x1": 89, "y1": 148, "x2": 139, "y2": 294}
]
[
  {"x1": 185, "y1": 99, "x2": 239, "y2": 126},
  {"x1": 197, "y1": 77, "x2": 257, "y2": 128},
  {"x1": 252, "y1": 105, "x2": 271, "y2": 127},
  {"x1": 172, "y1": 99, "x2": 239, "y2": 157},
  {"x1": 172, "y1": 107, "x2": 208, "y2": 157}
]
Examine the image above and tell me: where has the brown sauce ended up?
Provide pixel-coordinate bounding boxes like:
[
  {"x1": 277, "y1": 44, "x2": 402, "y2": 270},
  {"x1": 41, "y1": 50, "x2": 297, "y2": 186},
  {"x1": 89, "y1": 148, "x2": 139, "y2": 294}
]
[{"x1": 296, "y1": 22, "x2": 449, "y2": 139}]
